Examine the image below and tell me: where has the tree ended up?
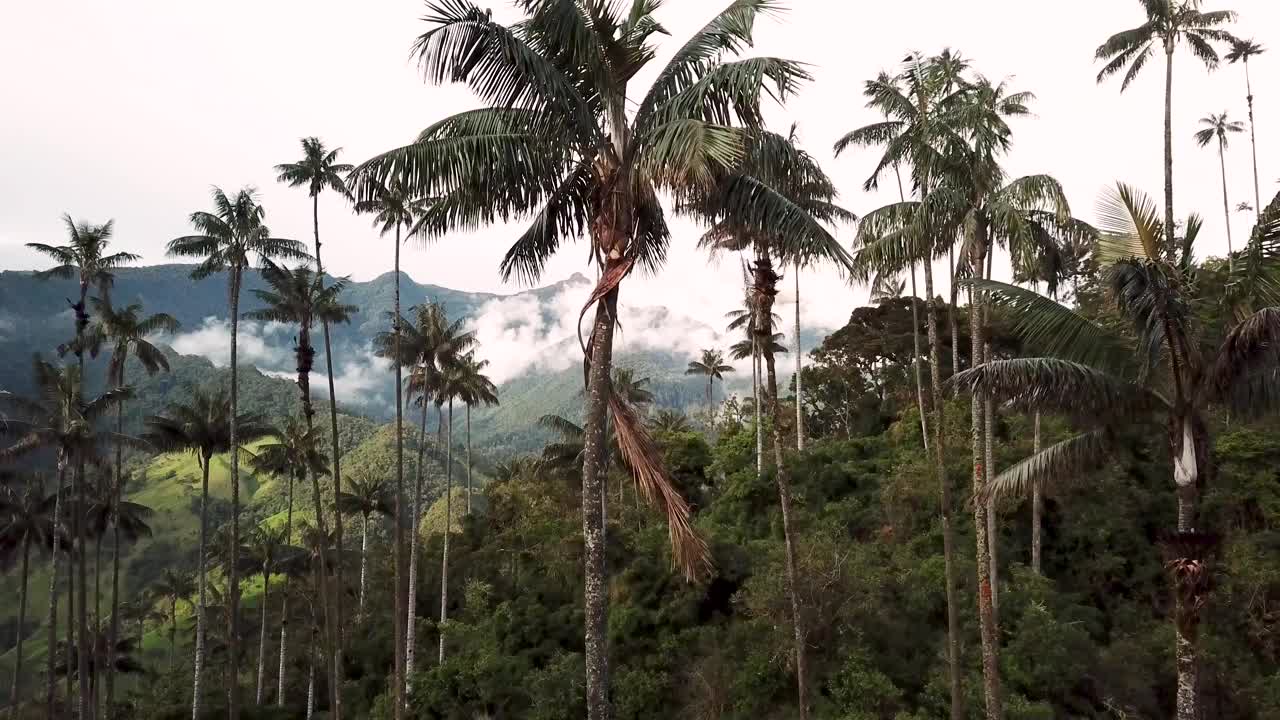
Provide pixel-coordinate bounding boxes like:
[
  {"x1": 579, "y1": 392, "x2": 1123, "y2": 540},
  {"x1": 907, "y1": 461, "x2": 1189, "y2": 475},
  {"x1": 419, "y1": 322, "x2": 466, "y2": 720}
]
[
  {"x1": 1095, "y1": 0, "x2": 1237, "y2": 258},
  {"x1": 239, "y1": 525, "x2": 303, "y2": 706},
  {"x1": 354, "y1": 179, "x2": 422, "y2": 714},
  {"x1": 953, "y1": 184, "x2": 1280, "y2": 720},
  {"x1": 246, "y1": 418, "x2": 329, "y2": 708},
  {"x1": 26, "y1": 215, "x2": 138, "y2": 720},
  {"x1": 0, "y1": 474, "x2": 63, "y2": 713},
  {"x1": 84, "y1": 296, "x2": 177, "y2": 712},
  {"x1": 684, "y1": 350, "x2": 735, "y2": 423},
  {"x1": 435, "y1": 359, "x2": 469, "y2": 663},
  {"x1": 348, "y1": 3, "x2": 790, "y2": 712},
  {"x1": 1226, "y1": 38, "x2": 1265, "y2": 219},
  {"x1": 275, "y1": 137, "x2": 356, "y2": 651},
  {"x1": 150, "y1": 570, "x2": 195, "y2": 672},
  {"x1": 728, "y1": 296, "x2": 782, "y2": 478},
  {"x1": 336, "y1": 475, "x2": 392, "y2": 614},
  {"x1": 0, "y1": 356, "x2": 132, "y2": 719},
  {"x1": 456, "y1": 353, "x2": 499, "y2": 514},
  {"x1": 166, "y1": 186, "x2": 307, "y2": 720},
  {"x1": 1194, "y1": 111, "x2": 1246, "y2": 263},
  {"x1": 144, "y1": 387, "x2": 272, "y2": 720},
  {"x1": 245, "y1": 258, "x2": 356, "y2": 714}
]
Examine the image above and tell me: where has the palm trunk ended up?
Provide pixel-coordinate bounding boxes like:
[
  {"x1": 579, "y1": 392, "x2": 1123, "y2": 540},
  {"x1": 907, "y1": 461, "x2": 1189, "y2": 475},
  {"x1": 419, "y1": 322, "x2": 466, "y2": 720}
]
[
  {"x1": 1244, "y1": 61, "x2": 1261, "y2": 219},
  {"x1": 923, "y1": 213, "x2": 963, "y2": 720},
  {"x1": 66, "y1": 531, "x2": 75, "y2": 707},
  {"x1": 46, "y1": 461, "x2": 65, "y2": 720},
  {"x1": 794, "y1": 269, "x2": 805, "y2": 450},
  {"x1": 1218, "y1": 139, "x2": 1234, "y2": 269},
  {"x1": 1031, "y1": 412, "x2": 1043, "y2": 574},
  {"x1": 358, "y1": 514, "x2": 369, "y2": 615},
  {"x1": 192, "y1": 457, "x2": 210, "y2": 720},
  {"x1": 1173, "y1": 419, "x2": 1201, "y2": 720},
  {"x1": 753, "y1": 343, "x2": 762, "y2": 478},
  {"x1": 256, "y1": 570, "x2": 270, "y2": 705},
  {"x1": 73, "y1": 281, "x2": 92, "y2": 720},
  {"x1": 895, "y1": 165, "x2": 929, "y2": 449},
  {"x1": 277, "y1": 471, "x2": 295, "y2": 708},
  {"x1": 298, "y1": 341, "x2": 340, "y2": 720},
  {"x1": 754, "y1": 248, "x2": 808, "y2": 719},
  {"x1": 969, "y1": 228, "x2": 1002, "y2": 720},
  {"x1": 228, "y1": 266, "x2": 244, "y2": 720},
  {"x1": 948, "y1": 247, "x2": 959, "y2": 381},
  {"x1": 984, "y1": 251, "x2": 999, "y2": 624},
  {"x1": 405, "y1": 401, "x2": 428, "y2": 694},
  {"x1": 170, "y1": 598, "x2": 177, "y2": 677},
  {"x1": 582, "y1": 284, "x2": 617, "y2": 720},
  {"x1": 9, "y1": 537, "x2": 31, "y2": 713},
  {"x1": 465, "y1": 405, "x2": 473, "y2": 515},
  {"x1": 305, "y1": 628, "x2": 316, "y2": 720},
  {"x1": 391, "y1": 227, "x2": 406, "y2": 720},
  {"x1": 106, "y1": 376, "x2": 125, "y2": 716},
  {"x1": 1163, "y1": 41, "x2": 1176, "y2": 258},
  {"x1": 438, "y1": 400, "x2": 454, "y2": 664},
  {"x1": 313, "y1": 194, "x2": 347, "y2": 656}
]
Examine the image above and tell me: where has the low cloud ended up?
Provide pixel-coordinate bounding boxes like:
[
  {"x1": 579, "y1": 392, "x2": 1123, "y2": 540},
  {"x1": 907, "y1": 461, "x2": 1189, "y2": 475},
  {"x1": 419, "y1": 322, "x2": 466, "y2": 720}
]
[{"x1": 167, "y1": 317, "x2": 294, "y2": 370}]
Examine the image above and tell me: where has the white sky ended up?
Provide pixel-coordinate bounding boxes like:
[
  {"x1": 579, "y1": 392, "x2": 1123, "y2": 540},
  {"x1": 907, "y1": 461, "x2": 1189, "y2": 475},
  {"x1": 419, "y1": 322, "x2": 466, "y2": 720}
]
[{"x1": 2, "y1": 0, "x2": 1276, "y2": 335}]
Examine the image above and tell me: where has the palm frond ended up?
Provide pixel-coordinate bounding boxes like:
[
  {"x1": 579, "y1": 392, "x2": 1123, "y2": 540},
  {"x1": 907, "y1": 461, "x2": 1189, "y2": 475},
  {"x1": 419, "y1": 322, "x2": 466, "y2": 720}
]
[{"x1": 985, "y1": 430, "x2": 1115, "y2": 502}]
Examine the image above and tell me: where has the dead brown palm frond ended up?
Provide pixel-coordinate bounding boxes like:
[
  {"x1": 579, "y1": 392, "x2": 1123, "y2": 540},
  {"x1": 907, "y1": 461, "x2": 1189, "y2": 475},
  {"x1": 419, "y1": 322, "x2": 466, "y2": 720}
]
[{"x1": 607, "y1": 392, "x2": 711, "y2": 581}]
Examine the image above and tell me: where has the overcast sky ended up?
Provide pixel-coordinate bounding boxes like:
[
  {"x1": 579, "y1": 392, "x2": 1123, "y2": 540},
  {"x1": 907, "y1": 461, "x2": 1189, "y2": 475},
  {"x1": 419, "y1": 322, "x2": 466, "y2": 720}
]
[{"x1": 2, "y1": 0, "x2": 1276, "y2": 335}]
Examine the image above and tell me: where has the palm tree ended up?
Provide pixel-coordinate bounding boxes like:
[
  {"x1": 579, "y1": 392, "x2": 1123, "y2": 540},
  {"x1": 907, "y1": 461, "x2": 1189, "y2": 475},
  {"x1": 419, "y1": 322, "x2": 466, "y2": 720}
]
[
  {"x1": 835, "y1": 53, "x2": 973, "y2": 720},
  {"x1": 53, "y1": 627, "x2": 146, "y2": 705},
  {"x1": 354, "y1": 180, "x2": 422, "y2": 712},
  {"x1": 85, "y1": 296, "x2": 177, "y2": 711},
  {"x1": 247, "y1": 418, "x2": 329, "y2": 708},
  {"x1": 456, "y1": 353, "x2": 499, "y2": 514},
  {"x1": 1095, "y1": 0, "x2": 1238, "y2": 258},
  {"x1": 167, "y1": 186, "x2": 306, "y2": 720},
  {"x1": 728, "y1": 297, "x2": 782, "y2": 478},
  {"x1": 684, "y1": 350, "x2": 735, "y2": 424},
  {"x1": 1226, "y1": 39, "x2": 1266, "y2": 218},
  {"x1": 1195, "y1": 111, "x2": 1247, "y2": 262},
  {"x1": 0, "y1": 474, "x2": 62, "y2": 713},
  {"x1": 150, "y1": 570, "x2": 195, "y2": 671},
  {"x1": 349, "y1": 4, "x2": 790, "y2": 712},
  {"x1": 691, "y1": 129, "x2": 853, "y2": 717},
  {"x1": 954, "y1": 184, "x2": 1280, "y2": 720},
  {"x1": 336, "y1": 475, "x2": 392, "y2": 614},
  {"x1": 435, "y1": 359, "x2": 470, "y2": 664},
  {"x1": 26, "y1": 215, "x2": 138, "y2": 719},
  {"x1": 144, "y1": 388, "x2": 272, "y2": 720},
  {"x1": 244, "y1": 258, "x2": 355, "y2": 712},
  {"x1": 275, "y1": 137, "x2": 356, "y2": 647},
  {"x1": 647, "y1": 410, "x2": 692, "y2": 435},
  {"x1": 240, "y1": 525, "x2": 302, "y2": 706},
  {"x1": 0, "y1": 357, "x2": 132, "y2": 719}
]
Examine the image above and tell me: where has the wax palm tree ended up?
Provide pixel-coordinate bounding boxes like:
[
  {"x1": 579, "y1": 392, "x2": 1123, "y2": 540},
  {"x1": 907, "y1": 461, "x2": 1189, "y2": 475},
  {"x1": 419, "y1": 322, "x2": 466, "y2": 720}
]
[
  {"x1": 0, "y1": 356, "x2": 133, "y2": 718},
  {"x1": 456, "y1": 353, "x2": 499, "y2": 514},
  {"x1": 611, "y1": 367, "x2": 653, "y2": 409},
  {"x1": 151, "y1": 570, "x2": 195, "y2": 671},
  {"x1": 434, "y1": 360, "x2": 472, "y2": 663},
  {"x1": 1095, "y1": 0, "x2": 1238, "y2": 258},
  {"x1": 246, "y1": 417, "x2": 328, "y2": 709},
  {"x1": 349, "y1": 3, "x2": 794, "y2": 711},
  {"x1": 1, "y1": 474, "x2": 63, "y2": 712},
  {"x1": 834, "y1": 53, "x2": 974, "y2": 720},
  {"x1": 647, "y1": 410, "x2": 691, "y2": 435},
  {"x1": 26, "y1": 215, "x2": 138, "y2": 719},
  {"x1": 728, "y1": 295, "x2": 782, "y2": 478},
  {"x1": 275, "y1": 138, "x2": 356, "y2": 645},
  {"x1": 84, "y1": 296, "x2": 177, "y2": 710},
  {"x1": 1195, "y1": 111, "x2": 1247, "y2": 261},
  {"x1": 354, "y1": 180, "x2": 423, "y2": 709},
  {"x1": 684, "y1": 350, "x2": 735, "y2": 423},
  {"x1": 53, "y1": 627, "x2": 146, "y2": 704},
  {"x1": 336, "y1": 475, "x2": 392, "y2": 614},
  {"x1": 954, "y1": 184, "x2": 1280, "y2": 720},
  {"x1": 144, "y1": 387, "x2": 272, "y2": 720},
  {"x1": 244, "y1": 258, "x2": 355, "y2": 707},
  {"x1": 166, "y1": 186, "x2": 306, "y2": 720},
  {"x1": 240, "y1": 525, "x2": 303, "y2": 706},
  {"x1": 1226, "y1": 39, "x2": 1266, "y2": 217}
]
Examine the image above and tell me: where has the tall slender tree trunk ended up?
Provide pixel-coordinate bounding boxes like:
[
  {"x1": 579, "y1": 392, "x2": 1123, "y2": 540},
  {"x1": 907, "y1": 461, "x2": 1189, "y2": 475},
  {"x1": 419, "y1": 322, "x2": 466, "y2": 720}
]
[
  {"x1": 391, "y1": 227, "x2": 406, "y2": 720},
  {"x1": 305, "y1": 627, "x2": 316, "y2": 720},
  {"x1": 66, "y1": 531, "x2": 75, "y2": 708},
  {"x1": 753, "y1": 344, "x2": 763, "y2": 478},
  {"x1": 73, "y1": 284, "x2": 92, "y2": 720},
  {"x1": 1244, "y1": 61, "x2": 1261, "y2": 219},
  {"x1": 793, "y1": 269, "x2": 805, "y2": 450},
  {"x1": 948, "y1": 248, "x2": 959, "y2": 381},
  {"x1": 277, "y1": 471, "x2": 295, "y2": 708},
  {"x1": 228, "y1": 266, "x2": 243, "y2": 720},
  {"x1": 1217, "y1": 138, "x2": 1234, "y2": 268},
  {"x1": 465, "y1": 406, "x2": 473, "y2": 514},
  {"x1": 358, "y1": 514, "x2": 369, "y2": 615},
  {"x1": 439, "y1": 400, "x2": 454, "y2": 663},
  {"x1": 923, "y1": 212, "x2": 963, "y2": 720},
  {"x1": 1031, "y1": 412, "x2": 1043, "y2": 575},
  {"x1": 1163, "y1": 41, "x2": 1176, "y2": 257},
  {"x1": 313, "y1": 194, "x2": 347, "y2": 655},
  {"x1": 969, "y1": 226, "x2": 1002, "y2": 720},
  {"x1": 256, "y1": 570, "x2": 270, "y2": 705},
  {"x1": 405, "y1": 401, "x2": 429, "y2": 696},
  {"x1": 895, "y1": 166, "x2": 929, "y2": 449},
  {"x1": 582, "y1": 286, "x2": 617, "y2": 720},
  {"x1": 106, "y1": 370, "x2": 126, "y2": 717},
  {"x1": 193, "y1": 457, "x2": 211, "y2": 720},
  {"x1": 46, "y1": 462, "x2": 65, "y2": 720},
  {"x1": 984, "y1": 250, "x2": 999, "y2": 624},
  {"x1": 1173, "y1": 418, "x2": 1201, "y2": 720},
  {"x1": 754, "y1": 248, "x2": 808, "y2": 719},
  {"x1": 9, "y1": 537, "x2": 31, "y2": 714}
]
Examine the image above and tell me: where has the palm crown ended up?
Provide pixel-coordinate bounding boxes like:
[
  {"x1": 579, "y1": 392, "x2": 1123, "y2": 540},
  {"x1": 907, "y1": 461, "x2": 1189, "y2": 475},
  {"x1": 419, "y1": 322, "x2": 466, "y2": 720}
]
[
  {"x1": 166, "y1": 187, "x2": 308, "y2": 278},
  {"x1": 26, "y1": 215, "x2": 139, "y2": 302},
  {"x1": 86, "y1": 299, "x2": 180, "y2": 385},
  {"x1": 685, "y1": 349, "x2": 734, "y2": 382},
  {"x1": 1193, "y1": 111, "x2": 1245, "y2": 148},
  {"x1": 143, "y1": 387, "x2": 273, "y2": 464},
  {"x1": 275, "y1": 137, "x2": 353, "y2": 200},
  {"x1": 1095, "y1": 1, "x2": 1237, "y2": 91}
]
